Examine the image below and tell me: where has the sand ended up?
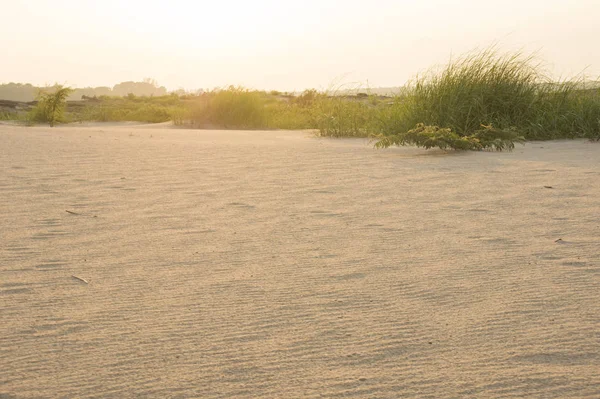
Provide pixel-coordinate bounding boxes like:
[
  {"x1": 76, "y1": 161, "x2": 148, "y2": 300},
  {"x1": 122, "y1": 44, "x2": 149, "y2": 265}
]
[{"x1": 1, "y1": 124, "x2": 599, "y2": 398}]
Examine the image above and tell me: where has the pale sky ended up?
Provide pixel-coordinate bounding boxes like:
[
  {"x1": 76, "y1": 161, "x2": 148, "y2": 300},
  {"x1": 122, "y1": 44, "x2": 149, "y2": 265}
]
[{"x1": 1, "y1": 0, "x2": 599, "y2": 91}]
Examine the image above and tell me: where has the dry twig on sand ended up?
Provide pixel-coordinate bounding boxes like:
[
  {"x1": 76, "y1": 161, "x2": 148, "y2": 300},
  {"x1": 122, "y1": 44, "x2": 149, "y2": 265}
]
[
  {"x1": 66, "y1": 210, "x2": 98, "y2": 218},
  {"x1": 71, "y1": 275, "x2": 89, "y2": 284}
]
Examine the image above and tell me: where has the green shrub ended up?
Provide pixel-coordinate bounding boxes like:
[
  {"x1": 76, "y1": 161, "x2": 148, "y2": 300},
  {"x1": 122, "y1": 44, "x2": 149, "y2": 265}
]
[
  {"x1": 28, "y1": 85, "x2": 73, "y2": 126},
  {"x1": 470, "y1": 124, "x2": 526, "y2": 150},
  {"x1": 374, "y1": 123, "x2": 524, "y2": 151}
]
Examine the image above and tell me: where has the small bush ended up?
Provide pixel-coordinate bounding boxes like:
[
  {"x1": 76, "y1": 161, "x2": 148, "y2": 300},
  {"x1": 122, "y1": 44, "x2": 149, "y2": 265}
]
[
  {"x1": 28, "y1": 85, "x2": 73, "y2": 126},
  {"x1": 374, "y1": 123, "x2": 524, "y2": 151},
  {"x1": 471, "y1": 124, "x2": 525, "y2": 150}
]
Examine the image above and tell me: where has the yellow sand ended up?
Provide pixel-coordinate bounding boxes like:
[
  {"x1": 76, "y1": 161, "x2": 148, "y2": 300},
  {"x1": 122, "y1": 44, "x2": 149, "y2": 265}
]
[{"x1": 1, "y1": 124, "x2": 599, "y2": 398}]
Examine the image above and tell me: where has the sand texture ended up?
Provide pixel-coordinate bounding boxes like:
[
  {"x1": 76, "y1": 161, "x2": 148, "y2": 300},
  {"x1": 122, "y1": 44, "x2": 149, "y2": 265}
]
[{"x1": 1, "y1": 124, "x2": 599, "y2": 398}]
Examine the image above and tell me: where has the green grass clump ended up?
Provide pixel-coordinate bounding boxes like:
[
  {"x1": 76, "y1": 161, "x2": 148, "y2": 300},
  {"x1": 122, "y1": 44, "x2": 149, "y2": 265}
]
[
  {"x1": 187, "y1": 87, "x2": 268, "y2": 129},
  {"x1": 180, "y1": 87, "x2": 316, "y2": 130},
  {"x1": 405, "y1": 49, "x2": 541, "y2": 136},
  {"x1": 0, "y1": 111, "x2": 19, "y2": 121},
  {"x1": 375, "y1": 48, "x2": 600, "y2": 149},
  {"x1": 125, "y1": 103, "x2": 172, "y2": 123},
  {"x1": 73, "y1": 95, "x2": 180, "y2": 123},
  {"x1": 266, "y1": 103, "x2": 314, "y2": 130},
  {"x1": 527, "y1": 85, "x2": 600, "y2": 140},
  {"x1": 311, "y1": 95, "x2": 375, "y2": 138}
]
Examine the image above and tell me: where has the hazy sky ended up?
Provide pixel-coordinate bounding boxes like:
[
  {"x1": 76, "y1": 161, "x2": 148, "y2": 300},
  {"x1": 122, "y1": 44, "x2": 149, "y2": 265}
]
[{"x1": 2, "y1": 0, "x2": 599, "y2": 91}]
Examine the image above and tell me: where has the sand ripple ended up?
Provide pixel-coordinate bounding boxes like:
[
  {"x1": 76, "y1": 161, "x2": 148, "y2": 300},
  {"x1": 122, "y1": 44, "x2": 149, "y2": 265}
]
[{"x1": 1, "y1": 125, "x2": 599, "y2": 398}]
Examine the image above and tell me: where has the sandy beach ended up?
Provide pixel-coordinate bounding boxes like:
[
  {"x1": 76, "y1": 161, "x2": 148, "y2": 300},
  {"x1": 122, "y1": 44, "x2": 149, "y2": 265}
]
[{"x1": 1, "y1": 124, "x2": 599, "y2": 398}]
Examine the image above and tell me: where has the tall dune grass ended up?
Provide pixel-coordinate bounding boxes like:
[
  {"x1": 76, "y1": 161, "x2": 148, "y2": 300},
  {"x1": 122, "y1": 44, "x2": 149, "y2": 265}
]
[
  {"x1": 185, "y1": 87, "x2": 268, "y2": 129},
  {"x1": 0, "y1": 111, "x2": 19, "y2": 121},
  {"x1": 410, "y1": 49, "x2": 542, "y2": 135},
  {"x1": 527, "y1": 84, "x2": 600, "y2": 140},
  {"x1": 75, "y1": 95, "x2": 179, "y2": 123},
  {"x1": 180, "y1": 87, "x2": 315, "y2": 130},
  {"x1": 265, "y1": 103, "x2": 313, "y2": 130},
  {"x1": 311, "y1": 95, "x2": 376, "y2": 138},
  {"x1": 380, "y1": 49, "x2": 600, "y2": 147},
  {"x1": 374, "y1": 49, "x2": 600, "y2": 149}
]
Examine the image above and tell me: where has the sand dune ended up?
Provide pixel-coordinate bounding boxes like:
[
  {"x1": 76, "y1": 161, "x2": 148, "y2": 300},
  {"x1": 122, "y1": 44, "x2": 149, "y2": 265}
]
[{"x1": 1, "y1": 124, "x2": 599, "y2": 398}]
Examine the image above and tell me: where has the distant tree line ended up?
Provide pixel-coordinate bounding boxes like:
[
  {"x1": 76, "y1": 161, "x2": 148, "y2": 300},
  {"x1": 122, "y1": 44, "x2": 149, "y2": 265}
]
[{"x1": 0, "y1": 80, "x2": 168, "y2": 102}]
